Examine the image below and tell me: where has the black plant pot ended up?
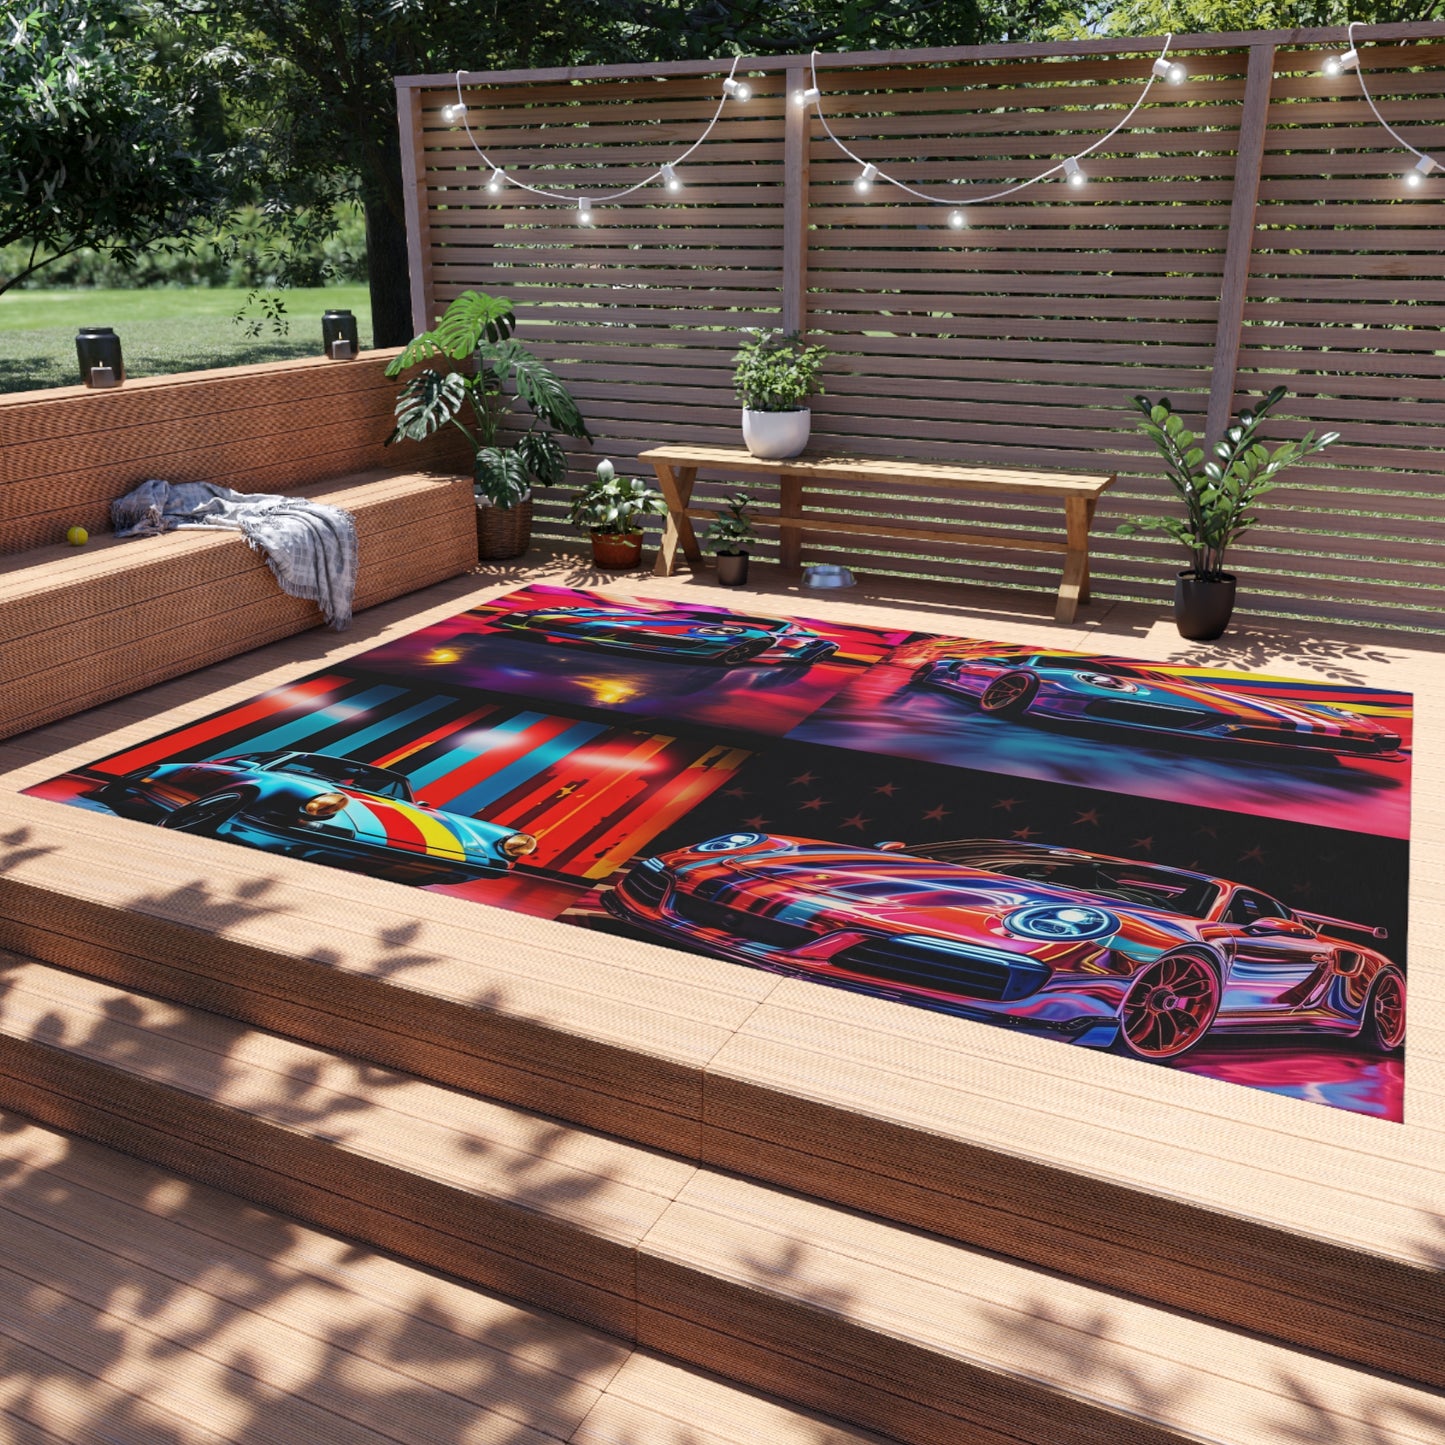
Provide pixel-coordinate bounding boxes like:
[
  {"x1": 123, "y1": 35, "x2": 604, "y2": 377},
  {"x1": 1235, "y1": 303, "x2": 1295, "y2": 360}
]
[
  {"x1": 715, "y1": 550, "x2": 750, "y2": 587},
  {"x1": 1174, "y1": 570, "x2": 1236, "y2": 641}
]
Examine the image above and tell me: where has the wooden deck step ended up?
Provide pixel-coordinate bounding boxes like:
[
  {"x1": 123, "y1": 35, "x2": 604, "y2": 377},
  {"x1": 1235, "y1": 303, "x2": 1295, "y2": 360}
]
[
  {"x1": 0, "y1": 790, "x2": 1439, "y2": 1391},
  {"x1": 0, "y1": 956, "x2": 1439, "y2": 1445},
  {"x1": 0, "y1": 1112, "x2": 893, "y2": 1445}
]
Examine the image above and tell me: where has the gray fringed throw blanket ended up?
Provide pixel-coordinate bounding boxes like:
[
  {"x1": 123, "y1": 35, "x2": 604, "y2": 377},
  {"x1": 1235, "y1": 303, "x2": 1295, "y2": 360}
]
[{"x1": 112, "y1": 480, "x2": 358, "y2": 630}]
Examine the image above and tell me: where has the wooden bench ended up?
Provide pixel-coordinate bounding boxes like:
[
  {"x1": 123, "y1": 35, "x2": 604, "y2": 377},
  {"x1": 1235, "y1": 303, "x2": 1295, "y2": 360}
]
[
  {"x1": 0, "y1": 355, "x2": 475, "y2": 741},
  {"x1": 640, "y1": 444, "x2": 1115, "y2": 623}
]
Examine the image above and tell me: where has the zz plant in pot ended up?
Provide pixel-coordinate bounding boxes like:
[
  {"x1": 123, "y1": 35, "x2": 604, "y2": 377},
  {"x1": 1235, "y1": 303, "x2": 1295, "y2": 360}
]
[
  {"x1": 1118, "y1": 387, "x2": 1338, "y2": 641},
  {"x1": 385, "y1": 291, "x2": 590, "y2": 559},
  {"x1": 733, "y1": 328, "x2": 828, "y2": 460},
  {"x1": 705, "y1": 490, "x2": 759, "y2": 587},
  {"x1": 568, "y1": 459, "x2": 668, "y2": 570}
]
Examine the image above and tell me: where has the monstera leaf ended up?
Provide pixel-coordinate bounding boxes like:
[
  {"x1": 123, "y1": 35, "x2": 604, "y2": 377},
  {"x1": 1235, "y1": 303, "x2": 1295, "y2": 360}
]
[
  {"x1": 473, "y1": 446, "x2": 534, "y2": 508},
  {"x1": 516, "y1": 429, "x2": 568, "y2": 487},
  {"x1": 389, "y1": 369, "x2": 470, "y2": 443},
  {"x1": 482, "y1": 341, "x2": 590, "y2": 439},
  {"x1": 386, "y1": 292, "x2": 516, "y2": 374}
]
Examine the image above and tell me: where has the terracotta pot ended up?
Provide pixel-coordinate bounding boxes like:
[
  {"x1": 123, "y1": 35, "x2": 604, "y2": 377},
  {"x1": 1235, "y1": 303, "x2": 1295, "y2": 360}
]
[
  {"x1": 742, "y1": 407, "x2": 811, "y2": 459},
  {"x1": 715, "y1": 550, "x2": 750, "y2": 586},
  {"x1": 591, "y1": 531, "x2": 643, "y2": 570},
  {"x1": 476, "y1": 493, "x2": 532, "y2": 561},
  {"x1": 1174, "y1": 569, "x2": 1236, "y2": 641}
]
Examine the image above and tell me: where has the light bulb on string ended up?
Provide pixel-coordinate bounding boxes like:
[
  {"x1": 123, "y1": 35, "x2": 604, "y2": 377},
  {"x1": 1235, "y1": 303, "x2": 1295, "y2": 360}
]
[
  {"x1": 661, "y1": 163, "x2": 682, "y2": 192},
  {"x1": 855, "y1": 163, "x2": 878, "y2": 193},
  {"x1": 441, "y1": 101, "x2": 467, "y2": 124},
  {"x1": 1323, "y1": 48, "x2": 1359, "y2": 76},
  {"x1": 486, "y1": 167, "x2": 505, "y2": 194},
  {"x1": 1406, "y1": 156, "x2": 1440, "y2": 188},
  {"x1": 947, "y1": 210, "x2": 967, "y2": 230},
  {"x1": 1151, "y1": 58, "x2": 1187, "y2": 84},
  {"x1": 722, "y1": 77, "x2": 751, "y2": 102},
  {"x1": 1064, "y1": 157, "x2": 1086, "y2": 188},
  {"x1": 577, "y1": 197, "x2": 594, "y2": 225},
  {"x1": 794, "y1": 87, "x2": 821, "y2": 107}
]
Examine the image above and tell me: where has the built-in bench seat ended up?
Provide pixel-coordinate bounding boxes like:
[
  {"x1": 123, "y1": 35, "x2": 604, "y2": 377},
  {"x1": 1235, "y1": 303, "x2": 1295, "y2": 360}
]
[{"x1": 0, "y1": 468, "x2": 474, "y2": 741}]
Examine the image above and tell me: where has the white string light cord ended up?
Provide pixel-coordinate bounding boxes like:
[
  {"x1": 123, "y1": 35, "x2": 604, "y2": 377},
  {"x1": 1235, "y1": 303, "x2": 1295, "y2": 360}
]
[
  {"x1": 1324, "y1": 23, "x2": 1441, "y2": 187},
  {"x1": 798, "y1": 36, "x2": 1186, "y2": 229},
  {"x1": 441, "y1": 57, "x2": 752, "y2": 222}
]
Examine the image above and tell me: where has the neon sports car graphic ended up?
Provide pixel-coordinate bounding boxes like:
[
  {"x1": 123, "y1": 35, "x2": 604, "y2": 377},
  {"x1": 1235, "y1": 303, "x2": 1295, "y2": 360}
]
[
  {"x1": 606, "y1": 834, "x2": 1405, "y2": 1061},
  {"x1": 88, "y1": 751, "x2": 537, "y2": 886},
  {"x1": 491, "y1": 603, "x2": 839, "y2": 666},
  {"x1": 909, "y1": 651, "x2": 1403, "y2": 755}
]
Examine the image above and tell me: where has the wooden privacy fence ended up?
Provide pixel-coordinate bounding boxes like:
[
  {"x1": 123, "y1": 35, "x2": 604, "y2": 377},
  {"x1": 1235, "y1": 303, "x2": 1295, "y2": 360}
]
[{"x1": 397, "y1": 22, "x2": 1445, "y2": 630}]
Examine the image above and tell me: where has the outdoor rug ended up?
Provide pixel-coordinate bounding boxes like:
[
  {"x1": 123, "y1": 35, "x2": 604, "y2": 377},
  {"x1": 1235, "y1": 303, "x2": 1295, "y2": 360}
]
[{"x1": 27, "y1": 584, "x2": 1413, "y2": 1121}]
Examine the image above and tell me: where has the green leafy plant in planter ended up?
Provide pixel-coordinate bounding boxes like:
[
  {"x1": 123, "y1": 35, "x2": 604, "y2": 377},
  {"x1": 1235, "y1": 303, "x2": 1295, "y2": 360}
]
[
  {"x1": 704, "y1": 490, "x2": 759, "y2": 587},
  {"x1": 733, "y1": 328, "x2": 828, "y2": 460},
  {"x1": 568, "y1": 459, "x2": 669, "y2": 570},
  {"x1": 385, "y1": 291, "x2": 590, "y2": 559},
  {"x1": 1118, "y1": 387, "x2": 1338, "y2": 641}
]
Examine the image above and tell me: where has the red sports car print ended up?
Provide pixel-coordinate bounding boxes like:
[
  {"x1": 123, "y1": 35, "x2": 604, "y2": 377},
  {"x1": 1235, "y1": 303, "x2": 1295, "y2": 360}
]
[{"x1": 606, "y1": 834, "x2": 1405, "y2": 1062}]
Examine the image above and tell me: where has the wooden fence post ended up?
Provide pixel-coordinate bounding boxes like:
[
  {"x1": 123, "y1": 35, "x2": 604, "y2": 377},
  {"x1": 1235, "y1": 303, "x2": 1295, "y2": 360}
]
[
  {"x1": 397, "y1": 83, "x2": 436, "y2": 336},
  {"x1": 782, "y1": 65, "x2": 811, "y2": 336},
  {"x1": 1205, "y1": 42, "x2": 1275, "y2": 446}
]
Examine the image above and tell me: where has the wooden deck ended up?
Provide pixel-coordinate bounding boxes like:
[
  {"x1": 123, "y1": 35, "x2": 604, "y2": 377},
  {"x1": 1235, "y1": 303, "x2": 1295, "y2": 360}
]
[{"x1": 0, "y1": 555, "x2": 1441, "y2": 1442}]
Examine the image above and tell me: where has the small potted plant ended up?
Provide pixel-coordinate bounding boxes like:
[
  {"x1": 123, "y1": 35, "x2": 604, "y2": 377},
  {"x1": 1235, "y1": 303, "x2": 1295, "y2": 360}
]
[
  {"x1": 568, "y1": 459, "x2": 668, "y2": 570},
  {"x1": 1118, "y1": 387, "x2": 1338, "y2": 641},
  {"x1": 705, "y1": 490, "x2": 759, "y2": 586},
  {"x1": 386, "y1": 290, "x2": 590, "y2": 559},
  {"x1": 733, "y1": 328, "x2": 828, "y2": 459}
]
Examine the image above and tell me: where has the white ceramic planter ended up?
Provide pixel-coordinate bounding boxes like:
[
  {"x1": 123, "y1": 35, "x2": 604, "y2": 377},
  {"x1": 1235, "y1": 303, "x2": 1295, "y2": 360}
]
[{"x1": 742, "y1": 407, "x2": 811, "y2": 460}]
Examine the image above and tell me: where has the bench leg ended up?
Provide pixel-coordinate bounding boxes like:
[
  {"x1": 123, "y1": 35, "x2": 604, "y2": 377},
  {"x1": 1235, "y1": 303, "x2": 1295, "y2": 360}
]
[
  {"x1": 779, "y1": 474, "x2": 803, "y2": 572},
  {"x1": 653, "y1": 463, "x2": 702, "y2": 577},
  {"x1": 1056, "y1": 495, "x2": 1093, "y2": 624}
]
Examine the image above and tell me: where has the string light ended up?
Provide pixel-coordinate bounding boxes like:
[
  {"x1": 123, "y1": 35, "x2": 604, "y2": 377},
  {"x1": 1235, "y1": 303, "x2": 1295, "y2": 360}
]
[
  {"x1": 443, "y1": 57, "x2": 749, "y2": 208},
  {"x1": 1326, "y1": 24, "x2": 1442, "y2": 194},
  {"x1": 807, "y1": 35, "x2": 1182, "y2": 218}
]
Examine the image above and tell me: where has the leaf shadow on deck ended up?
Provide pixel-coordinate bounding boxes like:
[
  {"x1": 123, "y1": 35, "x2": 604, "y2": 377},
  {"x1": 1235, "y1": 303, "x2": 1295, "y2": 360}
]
[{"x1": 0, "y1": 872, "x2": 872, "y2": 1445}]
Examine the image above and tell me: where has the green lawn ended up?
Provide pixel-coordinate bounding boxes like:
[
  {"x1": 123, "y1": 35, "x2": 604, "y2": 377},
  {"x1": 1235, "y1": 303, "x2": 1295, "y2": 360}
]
[{"x1": 0, "y1": 286, "x2": 374, "y2": 395}]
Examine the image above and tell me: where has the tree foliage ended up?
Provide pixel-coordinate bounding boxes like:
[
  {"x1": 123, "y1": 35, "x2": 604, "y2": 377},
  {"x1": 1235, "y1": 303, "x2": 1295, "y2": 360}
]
[{"x1": 0, "y1": 0, "x2": 237, "y2": 294}]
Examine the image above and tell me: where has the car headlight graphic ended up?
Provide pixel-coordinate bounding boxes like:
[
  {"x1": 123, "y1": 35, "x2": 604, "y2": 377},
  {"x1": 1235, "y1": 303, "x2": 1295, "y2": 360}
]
[
  {"x1": 302, "y1": 792, "x2": 348, "y2": 819},
  {"x1": 501, "y1": 832, "x2": 538, "y2": 859},
  {"x1": 694, "y1": 832, "x2": 766, "y2": 853},
  {"x1": 1004, "y1": 904, "x2": 1119, "y2": 941},
  {"x1": 1073, "y1": 672, "x2": 1140, "y2": 693}
]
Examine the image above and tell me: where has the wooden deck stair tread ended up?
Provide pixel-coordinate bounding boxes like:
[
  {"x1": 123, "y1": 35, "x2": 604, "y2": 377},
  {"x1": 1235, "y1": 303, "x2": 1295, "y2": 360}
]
[
  {"x1": 0, "y1": 957, "x2": 1440, "y2": 1445},
  {"x1": 0, "y1": 1115, "x2": 892, "y2": 1445},
  {"x1": 0, "y1": 787, "x2": 1439, "y2": 1389}
]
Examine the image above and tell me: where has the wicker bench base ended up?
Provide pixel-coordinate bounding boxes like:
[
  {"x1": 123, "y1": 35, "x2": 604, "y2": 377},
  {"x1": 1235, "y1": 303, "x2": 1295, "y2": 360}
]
[{"x1": 0, "y1": 469, "x2": 475, "y2": 741}]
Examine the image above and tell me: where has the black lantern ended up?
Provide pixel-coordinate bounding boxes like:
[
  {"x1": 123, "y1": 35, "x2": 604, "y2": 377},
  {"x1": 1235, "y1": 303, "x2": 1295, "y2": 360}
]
[
  {"x1": 322, "y1": 309, "x2": 359, "y2": 360},
  {"x1": 76, "y1": 327, "x2": 124, "y2": 388}
]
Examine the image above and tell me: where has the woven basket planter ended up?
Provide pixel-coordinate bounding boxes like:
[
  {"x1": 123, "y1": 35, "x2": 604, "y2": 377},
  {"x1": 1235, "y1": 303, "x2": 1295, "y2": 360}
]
[{"x1": 475, "y1": 494, "x2": 533, "y2": 561}]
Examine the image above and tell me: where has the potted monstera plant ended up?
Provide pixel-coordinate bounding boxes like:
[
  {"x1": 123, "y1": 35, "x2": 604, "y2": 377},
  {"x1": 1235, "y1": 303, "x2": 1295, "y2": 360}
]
[
  {"x1": 568, "y1": 459, "x2": 668, "y2": 570},
  {"x1": 385, "y1": 291, "x2": 590, "y2": 559},
  {"x1": 705, "y1": 490, "x2": 759, "y2": 586},
  {"x1": 1118, "y1": 387, "x2": 1338, "y2": 641},
  {"x1": 733, "y1": 329, "x2": 828, "y2": 459}
]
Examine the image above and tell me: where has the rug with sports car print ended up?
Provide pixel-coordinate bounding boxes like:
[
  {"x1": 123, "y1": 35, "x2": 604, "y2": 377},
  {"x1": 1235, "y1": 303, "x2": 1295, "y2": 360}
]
[{"x1": 26, "y1": 583, "x2": 1411, "y2": 1121}]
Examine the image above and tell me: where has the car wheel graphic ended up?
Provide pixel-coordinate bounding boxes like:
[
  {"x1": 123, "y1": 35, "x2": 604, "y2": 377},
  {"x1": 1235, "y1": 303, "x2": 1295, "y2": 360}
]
[
  {"x1": 161, "y1": 791, "x2": 250, "y2": 837},
  {"x1": 1359, "y1": 970, "x2": 1406, "y2": 1054},
  {"x1": 980, "y1": 671, "x2": 1041, "y2": 717},
  {"x1": 1116, "y1": 952, "x2": 1221, "y2": 1061},
  {"x1": 716, "y1": 641, "x2": 769, "y2": 666}
]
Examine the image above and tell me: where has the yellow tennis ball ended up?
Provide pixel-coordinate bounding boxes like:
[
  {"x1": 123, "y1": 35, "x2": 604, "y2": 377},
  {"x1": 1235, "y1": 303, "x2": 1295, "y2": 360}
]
[{"x1": 66, "y1": 526, "x2": 89, "y2": 547}]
